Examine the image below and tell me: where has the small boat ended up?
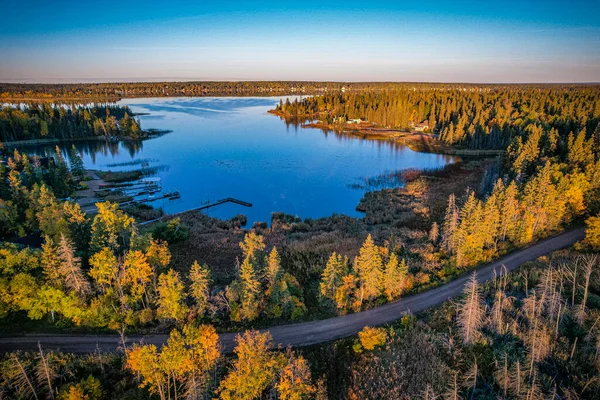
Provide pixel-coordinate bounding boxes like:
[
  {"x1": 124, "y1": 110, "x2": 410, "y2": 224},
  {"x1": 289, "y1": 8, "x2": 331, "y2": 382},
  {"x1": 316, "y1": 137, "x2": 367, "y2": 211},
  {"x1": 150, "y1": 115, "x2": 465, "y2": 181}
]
[{"x1": 140, "y1": 177, "x2": 161, "y2": 184}]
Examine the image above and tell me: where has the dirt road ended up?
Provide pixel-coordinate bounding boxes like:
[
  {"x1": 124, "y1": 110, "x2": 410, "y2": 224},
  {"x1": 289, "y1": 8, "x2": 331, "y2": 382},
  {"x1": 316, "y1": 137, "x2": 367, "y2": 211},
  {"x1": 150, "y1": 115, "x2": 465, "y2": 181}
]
[{"x1": 0, "y1": 228, "x2": 585, "y2": 354}]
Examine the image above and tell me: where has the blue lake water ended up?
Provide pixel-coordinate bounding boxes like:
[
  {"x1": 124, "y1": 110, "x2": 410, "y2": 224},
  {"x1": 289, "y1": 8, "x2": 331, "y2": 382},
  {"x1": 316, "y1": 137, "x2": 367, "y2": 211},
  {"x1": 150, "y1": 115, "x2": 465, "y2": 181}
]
[{"x1": 21, "y1": 97, "x2": 459, "y2": 224}]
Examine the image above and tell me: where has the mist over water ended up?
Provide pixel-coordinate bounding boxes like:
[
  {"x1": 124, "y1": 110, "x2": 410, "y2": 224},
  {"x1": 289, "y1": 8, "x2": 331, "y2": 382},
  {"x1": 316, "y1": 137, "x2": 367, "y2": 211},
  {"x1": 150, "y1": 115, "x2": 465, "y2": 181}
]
[{"x1": 19, "y1": 97, "x2": 458, "y2": 224}]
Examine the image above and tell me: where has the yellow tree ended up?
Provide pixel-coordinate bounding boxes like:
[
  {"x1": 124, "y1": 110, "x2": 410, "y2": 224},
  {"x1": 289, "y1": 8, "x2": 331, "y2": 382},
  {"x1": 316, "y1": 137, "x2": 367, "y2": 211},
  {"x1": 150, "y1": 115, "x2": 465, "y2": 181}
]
[
  {"x1": 41, "y1": 236, "x2": 61, "y2": 283},
  {"x1": 583, "y1": 215, "x2": 600, "y2": 250},
  {"x1": 90, "y1": 202, "x2": 135, "y2": 253},
  {"x1": 276, "y1": 352, "x2": 316, "y2": 400},
  {"x1": 127, "y1": 324, "x2": 220, "y2": 400},
  {"x1": 218, "y1": 331, "x2": 285, "y2": 400},
  {"x1": 239, "y1": 231, "x2": 266, "y2": 264},
  {"x1": 88, "y1": 247, "x2": 118, "y2": 291},
  {"x1": 157, "y1": 269, "x2": 189, "y2": 322},
  {"x1": 336, "y1": 274, "x2": 357, "y2": 314},
  {"x1": 265, "y1": 247, "x2": 281, "y2": 288},
  {"x1": 353, "y1": 234, "x2": 383, "y2": 306},
  {"x1": 121, "y1": 250, "x2": 153, "y2": 306},
  {"x1": 382, "y1": 254, "x2": 407, "y2": 301},
  {"x1": 319, "y1": 252, "x2": 348, "y2": 303},
  {"x1": 183, "y1": 324, "x2": 221, "y2": 397},
  {"x1": 228, "y1": 256, "x2": 261, "y2": 322},
  {"x1": 189, "y1": 261, "x2": 211, "y2": 316},
  {"x1": 31, "y1": 184, "x2": 69, "y2": 241},
  {"x1": 146, "y1": 239, "x2": 171, "y2": 271},
  {"x1": 356, "y1": 326, "x2": 387, "y2": 351},
  {"x1": 127, "y1": 344, "x2": 168, "y2": 400}
]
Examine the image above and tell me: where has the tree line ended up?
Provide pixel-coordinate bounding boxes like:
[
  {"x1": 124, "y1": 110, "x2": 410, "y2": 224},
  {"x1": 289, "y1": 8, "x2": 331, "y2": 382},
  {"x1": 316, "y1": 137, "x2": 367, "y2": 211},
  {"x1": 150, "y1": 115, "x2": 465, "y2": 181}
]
[
  {"x1": 2, "y1": 81, "x2": 594, "y2": 101},
  {"x1": 274, "y1": 86, "x2": 600, "y2": 149},
  {"x1": 0, "y1": 103, "x2": 142, "y2": 142}
]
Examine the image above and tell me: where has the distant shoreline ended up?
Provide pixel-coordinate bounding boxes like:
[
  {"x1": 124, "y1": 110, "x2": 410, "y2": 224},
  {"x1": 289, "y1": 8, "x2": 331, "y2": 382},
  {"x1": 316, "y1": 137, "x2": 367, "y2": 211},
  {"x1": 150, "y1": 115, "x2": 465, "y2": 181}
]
[{"x1": 2, "y1": 129, "x2": 171, "y2": 147}]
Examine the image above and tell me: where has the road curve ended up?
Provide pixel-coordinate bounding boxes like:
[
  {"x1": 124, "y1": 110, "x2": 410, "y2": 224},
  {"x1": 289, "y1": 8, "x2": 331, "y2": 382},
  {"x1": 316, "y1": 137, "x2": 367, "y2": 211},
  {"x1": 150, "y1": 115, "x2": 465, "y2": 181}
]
[{"x1": 0, "y1": 227, "x2": 585, "y2": 354}]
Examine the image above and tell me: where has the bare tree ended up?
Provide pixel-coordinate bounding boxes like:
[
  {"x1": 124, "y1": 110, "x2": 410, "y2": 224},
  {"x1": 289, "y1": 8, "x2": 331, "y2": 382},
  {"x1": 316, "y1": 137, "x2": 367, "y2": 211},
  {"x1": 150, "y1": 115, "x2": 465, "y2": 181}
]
[
  {"x1": 4, "y1": 353, "x2": 39, "y2": 400},
  {"x1": 576, "y1": 255, "x2": 598, "y2": 325},
  {"x1": 57, "y1": 234, "x2": 91, "y2": 298},
  {"x1": 34, "y1": 343, "x2": 56, "y2": 400},
  {"x1": 457, "y1": 273, "x2": 484, "y2": 344},
  {"x1": 443, "y1": 371, "x2": 463, "y2": 400},
  {"x1": 494, "y1": 353, "x2": 510, "y2": 398}
]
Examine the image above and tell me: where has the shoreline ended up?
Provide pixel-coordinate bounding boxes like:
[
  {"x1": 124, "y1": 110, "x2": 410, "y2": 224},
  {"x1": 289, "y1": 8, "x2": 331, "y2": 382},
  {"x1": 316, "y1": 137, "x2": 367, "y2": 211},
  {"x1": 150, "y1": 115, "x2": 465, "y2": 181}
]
[
  {"x1": 2, "y1": 129, "x2": 171, "y2": 147},
  {"x1": 267, "y1": 109, "x2": 504, "y2": 156},
  {"x1": 304, "y1": 121, "x2": 505, "y2": 156}
]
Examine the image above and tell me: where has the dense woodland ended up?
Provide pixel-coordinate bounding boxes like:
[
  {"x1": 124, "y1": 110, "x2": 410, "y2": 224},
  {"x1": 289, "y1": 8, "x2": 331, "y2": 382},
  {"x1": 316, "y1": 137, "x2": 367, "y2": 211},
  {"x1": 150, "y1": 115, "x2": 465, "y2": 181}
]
[
  {"x1": 274, "y1": 86, "x2": 600, "y2": 149},
  {"x1": 0, "y1": 104, "x2": 142, "y2": 142},
  {"x1": 1, "y1": 82, "x2": 594, "y2": 101},
  {"x1": 1, "y1": 84, "x2": 600, "y2": 399},
  {"x1": 0, "y1": 81, "x2": 361, "y2": 100}
]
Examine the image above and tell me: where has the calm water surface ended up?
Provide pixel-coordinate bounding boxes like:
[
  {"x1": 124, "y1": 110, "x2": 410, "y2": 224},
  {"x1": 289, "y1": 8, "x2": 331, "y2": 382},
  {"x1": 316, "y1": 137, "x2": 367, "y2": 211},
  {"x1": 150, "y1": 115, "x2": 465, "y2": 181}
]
[{"x1": 21, "y1": 97, "x2": 458, "y2": 224}]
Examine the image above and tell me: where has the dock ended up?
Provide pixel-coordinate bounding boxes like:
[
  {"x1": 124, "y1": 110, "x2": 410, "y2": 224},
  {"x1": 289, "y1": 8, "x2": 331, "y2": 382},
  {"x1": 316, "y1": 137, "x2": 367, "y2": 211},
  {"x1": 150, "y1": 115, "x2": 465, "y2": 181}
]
[{"x1": 139, "y1": 197, "x2": 252, "y2": 226}]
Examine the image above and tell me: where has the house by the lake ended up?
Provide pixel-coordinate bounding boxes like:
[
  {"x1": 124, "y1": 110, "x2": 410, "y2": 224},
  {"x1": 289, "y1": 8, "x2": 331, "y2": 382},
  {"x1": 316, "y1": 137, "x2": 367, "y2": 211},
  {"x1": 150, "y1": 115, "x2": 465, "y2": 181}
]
[{"x1": 414, "y1": 120, "x2": 430, "y2": 132}]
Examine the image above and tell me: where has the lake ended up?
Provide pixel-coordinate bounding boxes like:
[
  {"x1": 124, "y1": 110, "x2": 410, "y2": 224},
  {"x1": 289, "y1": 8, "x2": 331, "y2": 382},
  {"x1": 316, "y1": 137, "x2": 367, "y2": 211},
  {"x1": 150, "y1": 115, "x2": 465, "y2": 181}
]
[{"x1": 19, "y1": 97, "x2": 458, "y2": 224}]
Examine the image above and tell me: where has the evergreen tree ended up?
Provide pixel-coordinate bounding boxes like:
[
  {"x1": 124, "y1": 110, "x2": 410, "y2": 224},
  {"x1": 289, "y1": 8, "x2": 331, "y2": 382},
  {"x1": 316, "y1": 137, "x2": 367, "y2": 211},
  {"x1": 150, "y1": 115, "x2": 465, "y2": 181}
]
[
  {"x1": 67, "y1": 145, "x2": 86, "y2": 181},
  {"x1": 319, "y1": 252, "x2": 348, "y2": 303},
  {"x1": 382, "y1": 254, "x2": 406, "y2": 301},
  {"x1": 441, "y1": 194, "x2": 459, "y2": 254},
  {"x1": 354, "y1": 234, "x2": 383, "y2": 306}
]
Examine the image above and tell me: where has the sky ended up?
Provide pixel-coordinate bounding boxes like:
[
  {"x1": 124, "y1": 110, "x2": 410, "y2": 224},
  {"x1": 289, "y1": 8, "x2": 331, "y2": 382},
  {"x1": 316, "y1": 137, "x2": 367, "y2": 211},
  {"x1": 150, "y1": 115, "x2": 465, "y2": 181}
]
[{"x1": 1, "y1": 0, "x2": 599, "y2": 83}]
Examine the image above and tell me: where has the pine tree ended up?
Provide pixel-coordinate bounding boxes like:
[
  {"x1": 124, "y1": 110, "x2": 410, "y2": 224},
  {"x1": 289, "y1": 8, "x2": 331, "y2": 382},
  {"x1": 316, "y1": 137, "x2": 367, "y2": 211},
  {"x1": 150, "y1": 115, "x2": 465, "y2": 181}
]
[
  {"x1": 319, "y1": 252, "x2": 348, "y2": 303},
  {"x1": 68, "y1": 145, "x2": 86, "y2": 181},
  {"x1": 265, "y1": 247, "x2": 281, "y2": 288},
  {"x1": 382, "y1": 254, "x2": 406, "y2": 301},
  {"x1": 236, "y1": 256, "x2": 261, "y2": 321},
  {"x1": 354, "y1": 234, "x2": 383, "y2": 306},
  {"x1": 429, "y1": 222, "x2": 440, "y2": 243},
  {"x1": 441, "y1": 194, "x2": 459, "y2": 254}
]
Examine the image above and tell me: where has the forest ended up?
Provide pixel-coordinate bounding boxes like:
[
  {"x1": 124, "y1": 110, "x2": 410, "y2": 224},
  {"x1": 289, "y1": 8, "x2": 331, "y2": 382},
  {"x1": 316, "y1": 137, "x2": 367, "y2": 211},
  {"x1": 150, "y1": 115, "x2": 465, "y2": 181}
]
[
  {"x1": 273, "y1": 86, "x2": 600, "y2": 149},
  {"x1": 0, "y1": 104, "x2": 142, "y2": 142},
  {"x1": 1, "y1": 82, "x2": 593, "y2": 102},
  {"x1": 0, "y1": 84, "x2": 600, "y2": 399}
]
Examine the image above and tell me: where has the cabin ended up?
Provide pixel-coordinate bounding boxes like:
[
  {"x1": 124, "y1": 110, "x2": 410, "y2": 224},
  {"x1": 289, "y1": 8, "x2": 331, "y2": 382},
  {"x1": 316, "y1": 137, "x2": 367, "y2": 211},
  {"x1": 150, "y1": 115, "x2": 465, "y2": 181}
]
[
  {"x1": 414, "y1": 120, "x2": 430, "y2": 132},
  {"x1": 347, "y1": 118, "x2": 364, "y2": 124}
]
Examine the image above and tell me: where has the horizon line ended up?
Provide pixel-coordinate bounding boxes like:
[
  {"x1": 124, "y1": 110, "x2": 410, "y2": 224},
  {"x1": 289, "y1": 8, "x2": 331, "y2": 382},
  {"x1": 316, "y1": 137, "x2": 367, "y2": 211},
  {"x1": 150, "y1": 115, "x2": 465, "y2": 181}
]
[{"x1": 2, "y1": 79, "x2": 600, "y2": 86}]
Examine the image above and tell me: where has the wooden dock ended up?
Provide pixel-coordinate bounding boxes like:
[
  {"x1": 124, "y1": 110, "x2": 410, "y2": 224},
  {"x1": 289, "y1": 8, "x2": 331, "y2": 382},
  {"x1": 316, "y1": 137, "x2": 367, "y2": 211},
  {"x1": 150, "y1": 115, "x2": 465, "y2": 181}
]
[{"x1": 139, "y1": 197, "x2": 252, "y2": 226}]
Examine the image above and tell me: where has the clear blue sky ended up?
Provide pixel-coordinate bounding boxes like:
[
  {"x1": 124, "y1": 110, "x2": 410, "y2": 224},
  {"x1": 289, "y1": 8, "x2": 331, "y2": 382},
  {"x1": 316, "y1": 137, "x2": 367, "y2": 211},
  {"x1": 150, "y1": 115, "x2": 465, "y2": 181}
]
[{"x1": 1, "y1": 0, "x2": 599, "y2": 83}]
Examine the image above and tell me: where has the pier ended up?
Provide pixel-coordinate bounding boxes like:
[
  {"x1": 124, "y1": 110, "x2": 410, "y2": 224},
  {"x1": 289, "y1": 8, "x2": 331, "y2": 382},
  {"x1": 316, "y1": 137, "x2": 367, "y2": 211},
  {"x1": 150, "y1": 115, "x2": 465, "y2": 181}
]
[{"x1": 139, "y1": 197, "x2": 252, "y2": 226}]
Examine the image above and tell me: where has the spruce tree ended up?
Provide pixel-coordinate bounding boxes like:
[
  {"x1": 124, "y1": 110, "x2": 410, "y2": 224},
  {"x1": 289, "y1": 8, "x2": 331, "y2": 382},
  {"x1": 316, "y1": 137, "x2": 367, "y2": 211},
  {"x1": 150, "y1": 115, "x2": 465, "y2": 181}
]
[{"x1": 354, "y1": 234, "x2": 383, "y2": 306}]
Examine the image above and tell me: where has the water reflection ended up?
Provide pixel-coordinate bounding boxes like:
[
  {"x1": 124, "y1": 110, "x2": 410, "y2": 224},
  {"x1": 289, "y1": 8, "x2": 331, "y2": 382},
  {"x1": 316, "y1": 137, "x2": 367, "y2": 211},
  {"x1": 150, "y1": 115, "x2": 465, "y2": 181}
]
[{"x1": 16, "y1": 97, "x2": 459, "y2": 224}]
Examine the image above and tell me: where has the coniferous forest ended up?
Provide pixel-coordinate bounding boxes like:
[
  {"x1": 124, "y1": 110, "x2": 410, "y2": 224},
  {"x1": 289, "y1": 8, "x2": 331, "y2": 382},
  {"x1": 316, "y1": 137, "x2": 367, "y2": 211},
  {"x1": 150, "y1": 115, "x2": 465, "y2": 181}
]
[
  {"x1": 274, "y1": 86, "x2": 600, "y2": 149},
  {"x1": 0, "y1": 83, "x2": 600, "y2": 399},
  {"x1": 0, "y1": 103, "x2": 142, "y2": 142}
]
